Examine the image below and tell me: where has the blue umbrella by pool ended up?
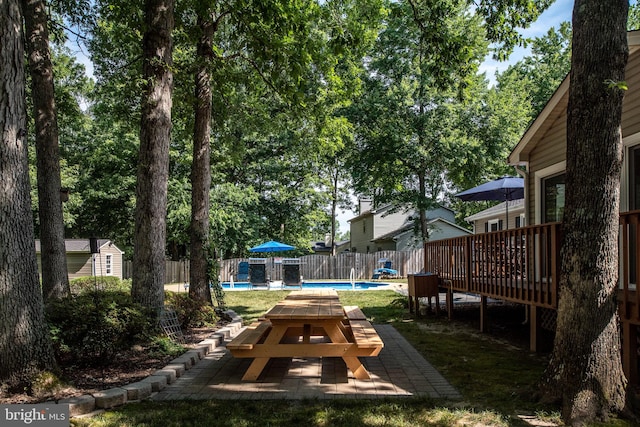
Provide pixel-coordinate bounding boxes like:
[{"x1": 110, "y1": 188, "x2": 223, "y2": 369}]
[
  {"x1": 249, "y1": 240, "x2": 295, "y2": 253},
  {"x1": 455, "y1": 176, "x2": 524, "y2": 229}
]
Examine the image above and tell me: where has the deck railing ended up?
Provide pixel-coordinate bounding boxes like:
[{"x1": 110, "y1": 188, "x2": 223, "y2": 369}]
[
  {"x1": 426, "y1": 210, "x2": 640, "y2": 318},
  {"x1": 619, "y1": 210, "x2": 640, "y2": 322},
  {"x1": 425, "y1": 223, "x2": 562, "y2": 309}
]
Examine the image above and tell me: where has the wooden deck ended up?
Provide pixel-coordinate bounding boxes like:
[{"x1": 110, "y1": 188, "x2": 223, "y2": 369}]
[{"x1": 423, "y1": 210, "x2": 640, "y2": 386}]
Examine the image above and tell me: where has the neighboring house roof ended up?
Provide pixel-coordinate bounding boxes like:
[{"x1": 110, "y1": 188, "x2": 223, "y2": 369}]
[
  {"x1": 348, "y1": 203, "x2": 455, "y2": 223},
  {"x1": 34, "y1": 239, "x2": 124, "y2": 254},
  {"x1": 464, "y1": 199, "x2": 525, "y2": 222},
  {"x1": 371, "y1": 224, "x2": 414, "y2": 242},
  {"x1": 509, "y1": 30, "x2": 640, "y2": 165},
  {"x1": 371, "y1": 218, "x2": 471, "y2": 243},
  {"x1": 310, "y1": 240, "x2": 349, "y2": 253}
]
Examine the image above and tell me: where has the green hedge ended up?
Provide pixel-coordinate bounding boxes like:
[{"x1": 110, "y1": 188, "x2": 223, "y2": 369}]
[
  {"x1": 46, "y1": 291, "x2": 152, "y2": 364},
  {"x1": 164, "y1": 292, "x2": 218, "y2": 329},
  {"x1": 69, "y1": 276, "x2": 131, "y2": 295}
]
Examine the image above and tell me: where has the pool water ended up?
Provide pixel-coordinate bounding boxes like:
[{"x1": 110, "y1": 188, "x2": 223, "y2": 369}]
[{"x1": 221, "y1": 281, "x2": 389, "y2": 291}]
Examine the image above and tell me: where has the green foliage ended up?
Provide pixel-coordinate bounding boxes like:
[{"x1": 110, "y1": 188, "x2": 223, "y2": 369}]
[
  {"x1": 45, "y1": 291, "x2": 152, "y2": 364},
  {"x1": 605, "y1": 79, "x2": 628, "y2": 91},
  {"x1": 164, "y1": 292, "x2": 218, "y2": 329},
  {"x1": 29, "y1": 371, "x2": 65, "y2": 399},
  {"x1": 146, "y1": 336, "x2": 185, "y2": 359},
  {"x1": 47, "y1": 0, "x2": 572, "y2": 260},
  {"x1": 497, "y1": 21, "x2": 572, "y2": 118},
  {"x1": 69, "y1": 276, "x2": 131, "y2": 295},
  {"x1": 629, "y1": 3, "x2": 640, "y2": 30},
  {"x1": 345, "y1": 0, "x2": 490, "y2": 241},
  {"x1": 476, "y1": 0, "x2": 554, "y2": 60}
]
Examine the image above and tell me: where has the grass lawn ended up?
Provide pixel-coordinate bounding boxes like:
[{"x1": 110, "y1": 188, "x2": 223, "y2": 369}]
[{"x1": 71, "y1": 290, "x2": 634, "y2": 427}]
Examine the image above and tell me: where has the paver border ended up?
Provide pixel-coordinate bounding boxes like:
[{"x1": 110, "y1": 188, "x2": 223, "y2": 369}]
[{"x1": 59, "y1": 310, "x2": 242, "y2": 418}]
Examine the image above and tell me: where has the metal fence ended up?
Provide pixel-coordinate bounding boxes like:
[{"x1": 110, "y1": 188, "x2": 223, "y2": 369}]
[{"x1": 123, "y1": 249, "x2": 425, "y2": 284}]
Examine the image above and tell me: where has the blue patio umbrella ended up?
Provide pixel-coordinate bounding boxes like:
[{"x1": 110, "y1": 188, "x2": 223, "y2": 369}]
[
  {"x1": 249, "y1": 240, "x2": 295, "y2": 253},
  {"x1": 455, "y1": 176, "x2": 524, "y2": 229}
]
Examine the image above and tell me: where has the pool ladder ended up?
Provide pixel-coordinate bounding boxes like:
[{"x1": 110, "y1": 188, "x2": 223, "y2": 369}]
[{"x1": 350, "y1": 268, "x2": 356, "y2": 289}]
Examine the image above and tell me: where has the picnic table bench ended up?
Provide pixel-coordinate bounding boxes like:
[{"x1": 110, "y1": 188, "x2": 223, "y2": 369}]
[
  {"x1": 226, "y1": 321, "x2": 272, "y2": 351},
  {"x1": 343, "y1": 305, "x2": 367, "y2": 320},
  {"x1": 226, "y1": 291, "x2": 383, "y2": 381}
]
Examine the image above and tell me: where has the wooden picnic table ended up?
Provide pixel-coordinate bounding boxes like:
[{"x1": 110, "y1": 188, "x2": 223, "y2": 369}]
[
  {"x1": 284, "y1": 289, "x2": 340, "y2": 299},
  {"x1": 227, "y1": 290, "x2": 383, "y2": 381}
]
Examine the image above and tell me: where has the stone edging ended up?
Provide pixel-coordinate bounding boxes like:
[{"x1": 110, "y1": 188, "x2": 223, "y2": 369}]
[{"x1": 63, "y1": 310, "x2": 243, "y2": 418}]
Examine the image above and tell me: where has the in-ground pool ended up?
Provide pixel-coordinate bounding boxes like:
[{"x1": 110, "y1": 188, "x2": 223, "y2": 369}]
[{"x1": 221, "y1": 281, "x2": 390, "y2": 291}]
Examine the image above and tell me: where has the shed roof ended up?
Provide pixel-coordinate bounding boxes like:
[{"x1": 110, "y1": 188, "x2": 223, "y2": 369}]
[{"x1": 34, "y1": 239, "x2": 123, "y2": 254}]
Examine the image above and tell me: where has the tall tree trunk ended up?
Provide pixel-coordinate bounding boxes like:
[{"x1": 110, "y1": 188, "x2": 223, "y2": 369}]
[
  {"x1": 541, "y1": 1, "x2": 629, "y2": 424},
  {"x1": 189, "y1": 12, "x2": 213, "y2": 304},
  {"x1": 22, "y1": 0, "x2": 70, "y2": 300},
  {"x1": 330, "y1": 167, "x2": 338, "y2": 256},
  {"x1": 417, "y1": 172, "x2": 429, "y2": 242},
  {"x1": 0, "y1": 0, "x2": 57, "y2": 386},
  {"x1": 132, "y1": 0, "x2": 174, "y2": 316}
]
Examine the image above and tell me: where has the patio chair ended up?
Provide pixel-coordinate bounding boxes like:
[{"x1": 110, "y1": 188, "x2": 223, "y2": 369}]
[
  {"x1": 236, "y1": 261, "x2": 249, "y2": 281},
  {"x1": 372, "y1": 258, "x2": 398, "y2": 279},
  {"x1": 282, "y1": 259, "x2": 303, "y2": 289},
  {"x1": 248, "y1": 258, "x2": 270, "y2": 290}
]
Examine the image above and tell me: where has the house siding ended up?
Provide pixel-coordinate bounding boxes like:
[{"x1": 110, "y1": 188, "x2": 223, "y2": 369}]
[
  {"x1": 374, "y1": 210, "x2": 409, "y2": 238},
  {"x1": 350, "y1": 214, "x2": 375, "y2": 253},
  {"x1": 94, "y1": 245, "x2": 124, "y2": 278},
  {"x1": 36, "y1": 240, "x2": 124, "y2": 280},
  {"x1": 474, "y1": 212, "x2": 524, "y2": 233},
  {"x1": 429, "y1": 222, "x2": 471, "y2": 241},
  {"x1": 520, "y1": 39, "x2": 640, "y2": 224},
  {"x1": 349, "y1": 205, "x2": 460, "y2": 253},
  {"x1": 65, "y1": 253, "x2": 93, "y2": 277},
  {"x1": 622, "y1": 51, "x2": 640, "y2": 137}
]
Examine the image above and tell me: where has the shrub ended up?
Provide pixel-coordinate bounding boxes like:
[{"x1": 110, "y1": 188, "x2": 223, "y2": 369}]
[
  {"x1": 146, "y1": 336, "x2": 185, "y2": 359},
  {"x1": 164, "y1": 292, "x2": 218, "y2": 329},
  {"x1": 30, "y1": 371, "x2": 64, "y2": 399},
  {"x1": 46, "y1": 291, "x2": 153, "y2": 365},
  {"x1": 69, "y1": 276, "x2": 131, "y2": 295}
]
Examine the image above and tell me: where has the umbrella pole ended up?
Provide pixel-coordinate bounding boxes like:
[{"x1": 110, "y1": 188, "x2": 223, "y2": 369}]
[{"x1": 505, "y1": 199, "x2": 509, "y2": 230}]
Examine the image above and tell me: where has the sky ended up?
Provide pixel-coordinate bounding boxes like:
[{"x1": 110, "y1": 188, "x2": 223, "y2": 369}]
[{"x1": 335, "y1": 0, "x2": 575, "y2": 232}]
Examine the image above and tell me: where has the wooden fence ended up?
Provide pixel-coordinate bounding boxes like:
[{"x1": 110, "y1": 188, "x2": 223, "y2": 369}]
[{"x1": 124, "y1": 249, "x2": 425, "y2": 284}]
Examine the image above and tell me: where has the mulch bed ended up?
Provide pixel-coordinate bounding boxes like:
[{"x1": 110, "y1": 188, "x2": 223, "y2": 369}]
[{"x1": 0, "y1": 327, "x2": 219, "y2": 405}]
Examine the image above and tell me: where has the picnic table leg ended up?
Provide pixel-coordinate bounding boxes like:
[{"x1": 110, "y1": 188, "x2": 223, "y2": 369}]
[
  {"x1": 241, "y1": 324, "x2": 288, "y2": 381},
  {"x1": 342, "y1": 357, "x2": 371, "y2": 379},
  {"x1": 323, "y1": 323, "x2": 371, "y2": 380}
]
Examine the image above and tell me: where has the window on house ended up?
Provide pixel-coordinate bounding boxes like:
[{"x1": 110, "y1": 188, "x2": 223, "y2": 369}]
[
  {"x1": 515, "y1": 214, "x2": 525, "y2": 228},
  {"x1": 543, "y1": 173, "x2": 566, "y2": 223},
  {"x1": 487, "y1": 219, "x2": 501, "y2": 232},
  {"x1": 105, "y1": 254, "x2": 112, "y2": 275}
]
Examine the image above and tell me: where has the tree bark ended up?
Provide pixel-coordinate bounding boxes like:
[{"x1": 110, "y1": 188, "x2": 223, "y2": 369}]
[
  {"x1": 131, "y1": 0, "x2": 174, "y2": 316},
  {"x1": 330, "y1": 167, "x2": 338, "y2": 256},
  {"x1": 541, "y1": 1, "x2": 629, "y2": 424},
  {"x1": 0, "y1": 0, "x2": 57, "y2": 385},
  {"x1": 22, "y1": 0, "x2": 70, "y2": 300},
  {"x1": 189, "y1": 12, "x2": 213, "y2": 304}
]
